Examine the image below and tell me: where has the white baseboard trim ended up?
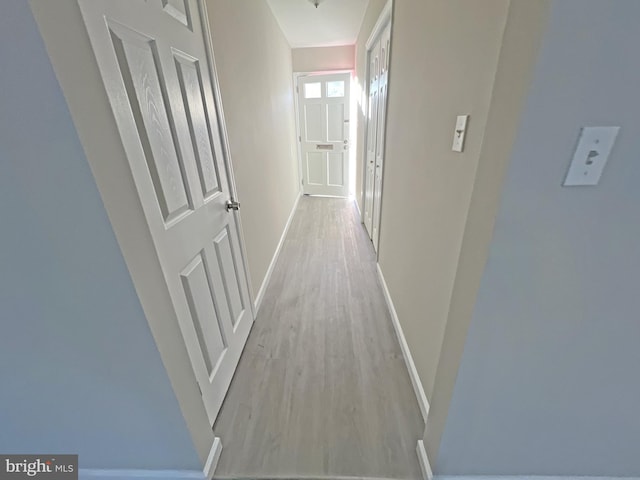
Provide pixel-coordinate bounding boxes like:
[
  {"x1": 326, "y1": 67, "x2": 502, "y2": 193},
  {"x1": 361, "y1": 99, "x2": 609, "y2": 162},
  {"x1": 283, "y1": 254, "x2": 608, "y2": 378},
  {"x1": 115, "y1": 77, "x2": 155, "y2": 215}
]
[
  {"x1": 417, "y1": 440, "x2": 433, "y2": 480},
  {"x1": 80, "y1": 436, "x2": 222, "y2": 480},
  {"x1": 254, "y1": 192, "x2": 302, "y2": 313},
  {"x1": 353, "y1": 196, "x2": 362, "y2": 222},
  {"x1": 437, "y1": 477, "x2": 640, "y2": 480},
  {"x1": 376, "y1": 263, "x2": 430, "y2": 422},
  {"x1": 203, "y1": 436, "x2": 222, "y2": 479},
  {"x1": 80, "y1": 469, "x2": 203, "y2": 480}
]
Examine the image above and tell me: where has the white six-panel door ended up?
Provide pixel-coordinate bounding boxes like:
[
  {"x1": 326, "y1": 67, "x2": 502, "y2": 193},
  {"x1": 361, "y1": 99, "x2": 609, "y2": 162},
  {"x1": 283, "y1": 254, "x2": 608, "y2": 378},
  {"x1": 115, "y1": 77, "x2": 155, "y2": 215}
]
[
  {"x1": 78, "y1": 0, "x2": 253, "y2": 425},
  {"x1": 298, "y1": 73, "x2": 351, "y2": 197}
]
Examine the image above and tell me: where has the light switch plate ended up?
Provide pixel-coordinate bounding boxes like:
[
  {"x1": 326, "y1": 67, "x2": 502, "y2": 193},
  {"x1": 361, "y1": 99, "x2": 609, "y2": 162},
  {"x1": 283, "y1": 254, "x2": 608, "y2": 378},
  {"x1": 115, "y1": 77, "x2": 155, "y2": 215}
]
[
  {"x1": 563, "y1": 126, "x2": 619, "y2": 186},
  {"x1": 452, "y1": 115, "x2": 469, "y2": 152}
]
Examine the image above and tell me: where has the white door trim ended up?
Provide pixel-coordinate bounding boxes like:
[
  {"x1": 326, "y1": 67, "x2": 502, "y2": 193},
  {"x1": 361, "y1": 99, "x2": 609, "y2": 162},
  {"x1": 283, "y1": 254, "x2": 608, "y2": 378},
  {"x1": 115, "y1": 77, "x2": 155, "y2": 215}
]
[
  {"x1": 417, "y1": 439, "x2": 434, "y2": 480},
  {"x1": 366, "y1": 0, "x2": 393, "y2": 50}
]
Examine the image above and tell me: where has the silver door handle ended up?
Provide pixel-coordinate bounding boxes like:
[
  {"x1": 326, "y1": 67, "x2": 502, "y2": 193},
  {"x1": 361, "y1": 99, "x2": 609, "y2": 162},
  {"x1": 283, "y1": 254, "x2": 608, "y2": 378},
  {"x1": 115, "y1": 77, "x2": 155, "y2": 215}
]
[{"x1": 226, "y1": 200, "x2": 240, "y2": 211}]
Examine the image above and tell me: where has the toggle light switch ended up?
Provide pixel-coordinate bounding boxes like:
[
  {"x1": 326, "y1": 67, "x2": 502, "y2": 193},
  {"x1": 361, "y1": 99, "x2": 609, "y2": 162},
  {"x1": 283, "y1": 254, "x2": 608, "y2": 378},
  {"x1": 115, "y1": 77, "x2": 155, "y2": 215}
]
[
  {"x1": 563, "y1": 126, "x2": 619, "y2": 186},
  {"x1": 452, "y1": 115, "x2": 469, "y2": 152}
]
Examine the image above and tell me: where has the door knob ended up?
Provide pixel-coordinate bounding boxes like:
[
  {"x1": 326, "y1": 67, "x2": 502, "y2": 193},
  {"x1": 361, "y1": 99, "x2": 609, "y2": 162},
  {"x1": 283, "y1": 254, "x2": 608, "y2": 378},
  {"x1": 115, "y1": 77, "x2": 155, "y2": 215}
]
[{"x1": 226, "y1": 200, "x2": 240, "y2": 211}]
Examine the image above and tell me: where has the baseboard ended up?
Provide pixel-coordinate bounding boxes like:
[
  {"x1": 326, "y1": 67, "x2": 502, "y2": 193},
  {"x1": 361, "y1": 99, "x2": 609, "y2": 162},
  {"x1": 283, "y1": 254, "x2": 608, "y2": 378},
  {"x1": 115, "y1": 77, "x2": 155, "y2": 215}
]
[
  {"x1": 215, "y1": 477, "x2": 411, "y2": 480},
  {"x1": 80, "y1": 436, "x2": 221, "y2": 480},
  {"x1": 203, "y1": 436, "x2": 222, "y2": 479},
  {"x1": 254, "y1": 192, "x2": 302, "y2": 313},
  {"x1": 437, "y1": 477, "x2": 640, "y2": 480},
  {"x1": 416, "y1": 440, "x2": 640, "y2": 480},
  {"x1": 80, "y1": 469, "x2": 203, "y2": 480},
  {"x1": 376, "y1": 263, "x2": 430, "y2": 422},
  {"x1": 353, "y1": 196, "x2": 362, "y2": 222},
  {"x1": 215, "y1": 477, "x2": 412, "y2": 480},
  {"x1": 417, "y1": 440, "x2": 433, "y2": 480}
]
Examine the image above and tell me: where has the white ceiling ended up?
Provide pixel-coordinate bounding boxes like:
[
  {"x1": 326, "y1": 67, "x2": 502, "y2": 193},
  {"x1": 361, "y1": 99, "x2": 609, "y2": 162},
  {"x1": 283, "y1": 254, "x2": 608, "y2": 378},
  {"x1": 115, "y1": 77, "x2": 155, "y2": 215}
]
[{"x1": 265, "y1": 0, "x2": 370, "y2": 48}]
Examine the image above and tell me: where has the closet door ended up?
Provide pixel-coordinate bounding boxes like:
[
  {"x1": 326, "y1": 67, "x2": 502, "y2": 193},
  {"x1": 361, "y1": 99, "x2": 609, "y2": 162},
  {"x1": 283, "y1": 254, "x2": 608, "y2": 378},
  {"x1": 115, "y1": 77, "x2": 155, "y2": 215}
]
[
  {"x1": 371, "y1": 22, "x2": 391, "y2": 253},
  {"x1": 363, "y1": 38, "x2": 382, "y2": 237}
]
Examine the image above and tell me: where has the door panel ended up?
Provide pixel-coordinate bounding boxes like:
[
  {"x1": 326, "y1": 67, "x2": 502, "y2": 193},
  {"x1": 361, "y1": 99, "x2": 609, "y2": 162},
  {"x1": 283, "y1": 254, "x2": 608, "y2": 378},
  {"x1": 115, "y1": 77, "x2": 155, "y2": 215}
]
[
  {"x1": 328, "y1": 153, "x2": 345, "y2": 186},
  {"x1": 213, "y1": 226, "x2": 245, "y2": 327},
  {"x1": 304, "y1": 104, "x2": 324, "y2": 142},
  {"x1": 327, "y1": 104, "x2": 345, "y2": 141},
  {"x1": 108, "y1": 21, "x2": 193, "y2": 222},
  {"x1": 180, "y1": 252, "x2": 227, "y2": 377},
  {"x1": 161, "y1": 0, "x2": 192, "y2": 27},
  {"x1": 79, "y1": 0, "x2": 254, "y2": 425},
  {"x1": 298, "y1": 73, "x2": 350, "y2": 197},
  {"x1": 174, "y1": 52, "x2": 221, "y2": 200},
  {"x1": 306, "y1": 152, "x2": 325, "y2": 185}
]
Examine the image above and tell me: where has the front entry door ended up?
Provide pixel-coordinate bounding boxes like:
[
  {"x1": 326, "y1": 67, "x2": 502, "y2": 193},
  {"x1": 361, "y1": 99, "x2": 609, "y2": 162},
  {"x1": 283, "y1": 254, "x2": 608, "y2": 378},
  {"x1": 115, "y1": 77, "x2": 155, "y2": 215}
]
[
  {"x1": 78, "y1": 0, "x2": 254, "y2": 425},
  {"x1": 298, "y1": 73, "x2": 351, "y2": 197}
]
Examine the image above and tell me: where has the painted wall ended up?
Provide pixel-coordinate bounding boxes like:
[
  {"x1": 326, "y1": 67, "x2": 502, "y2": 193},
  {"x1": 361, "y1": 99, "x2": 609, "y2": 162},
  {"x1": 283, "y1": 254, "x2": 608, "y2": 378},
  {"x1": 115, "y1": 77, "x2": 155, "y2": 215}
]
[
  {"x1": 423, "y1": 0, "x2": 550, "y2": 465},
  {"x1": 292, "y1": 45, "x2": 355, "y2": 72},
  {"x1": 438, "y1": 0, "x2": 640, "y2": 475},
  {"x1": 206, "y1": 0, "x2": 300, "y2": 299},
  {"x1": 376, "y1": 0, "x2": 511, "y2": 401},
  {"x1": 354, "y1": 0, "x2": 387, "y2": 214},
  {"x1": 0, "y1": 0, "x2": 200, "y2": 470}
]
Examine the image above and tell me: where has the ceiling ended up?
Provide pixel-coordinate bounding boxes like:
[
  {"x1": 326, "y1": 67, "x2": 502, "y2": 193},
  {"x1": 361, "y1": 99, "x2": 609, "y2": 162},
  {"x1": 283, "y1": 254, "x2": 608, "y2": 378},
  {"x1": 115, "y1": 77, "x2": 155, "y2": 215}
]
[{"x1": 265, "y1": 0, "x2": 370, "y2": 48}]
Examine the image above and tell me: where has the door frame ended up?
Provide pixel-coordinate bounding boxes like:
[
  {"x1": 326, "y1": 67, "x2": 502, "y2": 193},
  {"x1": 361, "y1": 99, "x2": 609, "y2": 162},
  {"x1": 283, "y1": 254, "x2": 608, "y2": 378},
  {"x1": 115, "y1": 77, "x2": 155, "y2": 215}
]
[
  {"x1": 29, "y1": 0, "x2": 253, "y2": 470},
  {"x1": 362, "y1": 0, "x2": 393, "y2": 256},
  {"x1": 293, "y1": 69, "x2": 356, "y2": 198}
]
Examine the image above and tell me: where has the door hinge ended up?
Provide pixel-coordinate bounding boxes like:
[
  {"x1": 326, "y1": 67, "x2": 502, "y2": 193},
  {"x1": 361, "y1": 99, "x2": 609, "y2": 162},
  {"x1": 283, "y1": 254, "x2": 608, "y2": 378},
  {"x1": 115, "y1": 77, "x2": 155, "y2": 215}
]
[
  {"x1": 196, "y1": 382, "x2": 202, "y2": 396},
  {"x1": 296, "y1": 85, "x2": 299, "y2": 94},
  {"x1": 299, "y1": 135, "x2": 301, "y2": 142},
  {"x1": 302, "y1": 178, "x2": 304, "y2": 185}
]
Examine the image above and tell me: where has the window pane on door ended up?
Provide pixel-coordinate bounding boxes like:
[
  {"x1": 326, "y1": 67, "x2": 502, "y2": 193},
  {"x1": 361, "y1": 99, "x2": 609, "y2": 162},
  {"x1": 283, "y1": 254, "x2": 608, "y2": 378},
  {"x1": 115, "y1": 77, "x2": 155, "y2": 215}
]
[
  {"x1": 304, "y1": 82, "x2": 321, "y2": 99},
  {"x1": 327, "y1": 80, "x2": 345, "y2": 97}
]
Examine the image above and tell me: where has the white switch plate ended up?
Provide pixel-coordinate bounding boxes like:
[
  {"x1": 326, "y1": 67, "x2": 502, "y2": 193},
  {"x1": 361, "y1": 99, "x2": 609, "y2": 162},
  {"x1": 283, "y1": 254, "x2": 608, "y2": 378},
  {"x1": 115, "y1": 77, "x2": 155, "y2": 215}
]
[
  {"x1": 563, "y1": 126, "x2": 619, "y2": 186},
  {"x1": 452, "y1": 115, "x2": 469, "y2": 152}
]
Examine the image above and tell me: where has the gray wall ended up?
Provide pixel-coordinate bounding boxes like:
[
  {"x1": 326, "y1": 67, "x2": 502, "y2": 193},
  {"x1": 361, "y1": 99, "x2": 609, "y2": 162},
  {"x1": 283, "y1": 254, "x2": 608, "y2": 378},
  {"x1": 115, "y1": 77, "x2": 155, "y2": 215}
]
[
  {"x1": 438, "y1": 0, "x2": 640, "y2": 475},
  {"x1": 0, "y1": 0, "x2": 200, "y2": 470}
]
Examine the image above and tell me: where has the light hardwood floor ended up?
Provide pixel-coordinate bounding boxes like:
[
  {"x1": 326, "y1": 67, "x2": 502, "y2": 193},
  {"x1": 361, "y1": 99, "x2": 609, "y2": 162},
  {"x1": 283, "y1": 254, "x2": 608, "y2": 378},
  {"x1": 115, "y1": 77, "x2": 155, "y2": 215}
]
[{"x1": 213, "y1": 196, "x2": 424, "y2": 479}]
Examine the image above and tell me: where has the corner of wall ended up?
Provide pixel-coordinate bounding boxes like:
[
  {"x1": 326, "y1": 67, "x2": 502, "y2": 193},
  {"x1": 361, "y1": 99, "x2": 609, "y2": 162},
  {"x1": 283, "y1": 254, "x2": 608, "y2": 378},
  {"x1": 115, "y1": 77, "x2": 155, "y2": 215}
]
[{"x1": 423, "y1": 0, "x2": 552, "y2": 469}]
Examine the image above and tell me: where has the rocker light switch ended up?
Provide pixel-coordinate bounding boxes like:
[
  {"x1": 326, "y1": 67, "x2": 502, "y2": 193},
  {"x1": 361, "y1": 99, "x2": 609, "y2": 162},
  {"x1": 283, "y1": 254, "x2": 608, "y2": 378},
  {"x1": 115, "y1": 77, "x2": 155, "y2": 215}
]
[
  {"x1": 563, "y1": 126, "x2": 619, "y2": 186},
  {"x1": 452, "y1": 115, "x2": 469, "y2": 152}
]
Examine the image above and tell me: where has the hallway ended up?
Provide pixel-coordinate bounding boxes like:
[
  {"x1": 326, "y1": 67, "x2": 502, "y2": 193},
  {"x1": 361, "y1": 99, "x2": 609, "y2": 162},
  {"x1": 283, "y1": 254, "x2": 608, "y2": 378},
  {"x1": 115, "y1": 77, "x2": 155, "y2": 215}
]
[{"x1": 213, "y1": 196, "x2": 423, "y2": 479}]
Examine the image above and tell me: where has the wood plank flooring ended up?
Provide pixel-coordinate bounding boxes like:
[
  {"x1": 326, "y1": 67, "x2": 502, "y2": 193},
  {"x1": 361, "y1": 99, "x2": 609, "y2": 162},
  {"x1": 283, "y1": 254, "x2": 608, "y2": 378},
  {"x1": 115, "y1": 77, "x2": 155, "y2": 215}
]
[{"x1": 213, "y1": 196, "x2": 424, "y2": 479}]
